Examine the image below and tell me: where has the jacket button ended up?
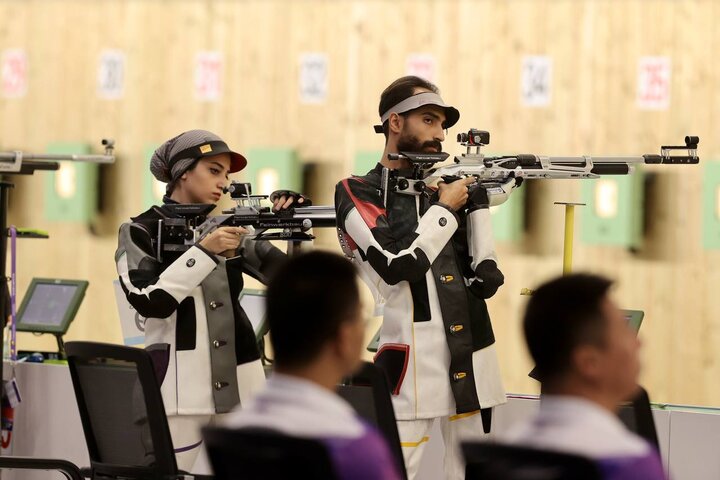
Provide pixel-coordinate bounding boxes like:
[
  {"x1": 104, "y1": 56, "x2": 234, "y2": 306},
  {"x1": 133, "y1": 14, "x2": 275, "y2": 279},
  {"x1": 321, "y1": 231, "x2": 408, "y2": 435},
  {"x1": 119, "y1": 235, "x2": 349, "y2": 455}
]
[
  {"x1": 214, "y1": 381, "x2": 228, "y2": 390},
  {"x1": 450, "y1": 324, "x2": 464, "y2": 333},
  {"x1": 440, "y1": 274, "x2": 454, "y2": 284},
  {"x1": 453, "y1": 372, "x2": 467, "y2": 381},
  {"x1": 213, "y1": 340, "x2": 226, "y2": 348},
  {"x1": 186, "y1": 258, "x2": 196, "y2": 267},
  {"x1": 209, "y1": 301, "x2": 224, "y2": 310}
]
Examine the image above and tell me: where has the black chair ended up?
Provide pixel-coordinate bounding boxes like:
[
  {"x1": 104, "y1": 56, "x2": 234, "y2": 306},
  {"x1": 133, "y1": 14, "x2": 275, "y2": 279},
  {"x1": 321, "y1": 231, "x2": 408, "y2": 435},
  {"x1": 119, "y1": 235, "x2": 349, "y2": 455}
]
[
  {"x1": 525, "y1": 383, "x2": 660, "y2": 451},
  {"x1": 203, "y1": 426, "x2": 338, "y2": 480},
  {"x1": 337, "y1": 361, "x2": 408, "y2": 479},
  {"x1": 65, "y1": 341, "x2": 210, "y2": 480},
  {"x1": 617, "y1": 386, "x2": 660, "y2": 450},
  {"x1": 0, "y1": 456, "x2": 83, "y2": 479},
  {"x1": 462, "y1": 442, "x2": 603, "y2": 480}
]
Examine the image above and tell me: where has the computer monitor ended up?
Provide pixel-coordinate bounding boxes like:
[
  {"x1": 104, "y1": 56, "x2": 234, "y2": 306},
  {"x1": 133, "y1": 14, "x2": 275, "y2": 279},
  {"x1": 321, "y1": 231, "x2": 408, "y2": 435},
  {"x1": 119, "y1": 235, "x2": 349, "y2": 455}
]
[
  {"x1": 367, "y1": 326, "x2": 381, "y2": 353},
  {"x1": 238, "y1": 289, "x2": 268, "y2": 341},
  {"x1": 16, "y1": 278, "x2": 89, "y2": 335},
  {"x1": 624, "y1": 309, "x2": 644, "y2": 334}
]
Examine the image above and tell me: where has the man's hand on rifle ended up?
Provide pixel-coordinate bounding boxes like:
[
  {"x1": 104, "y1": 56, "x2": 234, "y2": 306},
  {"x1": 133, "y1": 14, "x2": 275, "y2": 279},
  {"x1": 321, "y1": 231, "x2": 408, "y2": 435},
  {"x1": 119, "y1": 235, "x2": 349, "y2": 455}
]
[
  {"x1": 269, "y1": 190, "x2": 312, "y2": 212},
  {"x1": 468, "y1": 174, "x2": 523, "y2": 212},
  {"x1": 199, "y1": 226, "x2": 249, "y2": 258},
  {"x1": 437, "y1": 176, "x2": 476, "y2": 211}
]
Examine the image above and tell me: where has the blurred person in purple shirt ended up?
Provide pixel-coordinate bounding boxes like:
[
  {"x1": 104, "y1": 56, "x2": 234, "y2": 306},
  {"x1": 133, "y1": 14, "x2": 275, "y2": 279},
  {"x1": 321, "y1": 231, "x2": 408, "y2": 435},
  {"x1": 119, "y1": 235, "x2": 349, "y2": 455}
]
[
  {"x1": 219, "y1": 251, "x2": 402, "y2": 480},
  {"x1": 498, "y1": 273, "x2": 667, "y2": 480}
]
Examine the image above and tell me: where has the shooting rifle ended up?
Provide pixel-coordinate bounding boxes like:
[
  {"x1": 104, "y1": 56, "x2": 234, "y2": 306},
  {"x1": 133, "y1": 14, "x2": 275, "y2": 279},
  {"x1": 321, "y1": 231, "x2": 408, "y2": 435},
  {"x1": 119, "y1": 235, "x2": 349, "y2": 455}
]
[
  {"x1": 0, "y1": 139, "x2": 115, "y2": 174},
  {"x1": 157, "y1": 182, "x2": 336, "y2": 260},
  {"x1": 385, "y1": 129, "x2": 699, "y2": 207}
]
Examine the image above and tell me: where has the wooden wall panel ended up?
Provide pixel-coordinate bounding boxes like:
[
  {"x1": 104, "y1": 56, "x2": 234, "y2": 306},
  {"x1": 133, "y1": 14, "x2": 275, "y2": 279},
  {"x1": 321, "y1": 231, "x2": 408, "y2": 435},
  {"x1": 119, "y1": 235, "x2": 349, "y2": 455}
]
[{"x1": 0, "y1": 0, "x2": 716, "y2": 405}]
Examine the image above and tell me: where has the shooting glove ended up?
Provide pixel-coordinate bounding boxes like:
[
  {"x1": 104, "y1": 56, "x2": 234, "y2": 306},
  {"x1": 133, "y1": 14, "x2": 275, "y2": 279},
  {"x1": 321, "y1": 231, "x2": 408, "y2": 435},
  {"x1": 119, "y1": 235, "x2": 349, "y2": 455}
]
[
  {"x1": 269, "y1": 190, "x2": 313, "y2": 207},
  {"x1": 467, "y1": 173, "x2": 523, "y2": 212},
  {"x1": 468, "y1": 259, "x2": 505, "y2": 299}
]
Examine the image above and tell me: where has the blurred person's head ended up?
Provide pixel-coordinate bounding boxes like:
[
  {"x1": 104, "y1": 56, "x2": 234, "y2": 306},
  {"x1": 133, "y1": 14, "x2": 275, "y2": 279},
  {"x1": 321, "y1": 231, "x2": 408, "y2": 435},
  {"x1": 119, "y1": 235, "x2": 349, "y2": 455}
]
[
  {"x1": 523, "y1": 273, "x2": 641, "y2": 410},
  {"x1": 150, "y1": 129, "x2": 246, "y2": 203},
  {"x1": 266, "y1": 251, "x2": 364, "y2": 389},
  {"x1": 377, "y1": 76, "x2": 459, "y2": 169}
]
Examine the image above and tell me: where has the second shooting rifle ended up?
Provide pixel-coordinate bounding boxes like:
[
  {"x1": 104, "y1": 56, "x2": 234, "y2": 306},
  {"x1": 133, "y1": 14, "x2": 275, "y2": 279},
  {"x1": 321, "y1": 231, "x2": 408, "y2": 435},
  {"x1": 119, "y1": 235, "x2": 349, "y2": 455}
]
[
  {"x1": 385, "y1": 129, "x2": 700, "y2": 207},
  {"x1": 157, "y1": 182, "x2": 336, "y2": 260}
]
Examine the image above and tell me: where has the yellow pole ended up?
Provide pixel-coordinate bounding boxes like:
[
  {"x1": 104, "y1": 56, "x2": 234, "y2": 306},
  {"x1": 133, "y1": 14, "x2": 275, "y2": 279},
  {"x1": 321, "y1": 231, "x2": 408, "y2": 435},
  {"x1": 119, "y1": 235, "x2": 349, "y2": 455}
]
[
  {"x1": 521, "y1": 202, "x2": 584, "y2": 295},
  {"x1": 562, "y1": 204, "x2": 575, "y2": 275}
]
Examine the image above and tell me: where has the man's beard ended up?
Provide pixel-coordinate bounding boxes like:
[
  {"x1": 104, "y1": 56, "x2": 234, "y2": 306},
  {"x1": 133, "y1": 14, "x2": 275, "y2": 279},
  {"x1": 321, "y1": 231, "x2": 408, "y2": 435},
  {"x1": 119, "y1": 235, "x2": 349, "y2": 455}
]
[{"x1": 396, "y1": 130, "x2": 442, "y2": 153}]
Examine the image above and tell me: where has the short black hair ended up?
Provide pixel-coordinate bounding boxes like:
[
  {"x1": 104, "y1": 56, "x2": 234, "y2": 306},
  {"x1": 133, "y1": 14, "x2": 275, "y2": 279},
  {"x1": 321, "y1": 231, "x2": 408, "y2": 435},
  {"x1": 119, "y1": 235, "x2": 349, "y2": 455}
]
[
  {"x1": 266, "y1": 251, "x2": 360, "y2": 368},
  {"x1": 523, "y1": 273, "x2": 614, "y2": 384},
  {"x1": 378, "y1": 75, "x2": 439, "y2": 139}
]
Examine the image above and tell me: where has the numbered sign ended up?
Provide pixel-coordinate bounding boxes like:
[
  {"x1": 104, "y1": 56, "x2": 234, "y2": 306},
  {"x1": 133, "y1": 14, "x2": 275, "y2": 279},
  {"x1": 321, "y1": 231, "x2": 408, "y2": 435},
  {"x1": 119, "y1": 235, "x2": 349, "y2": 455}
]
[
  {"x1": 637, "y1": 56, "x2": 671, "y2": 110},
  {"x1": 405, "y1": 53, "x2": 436, "y2": 82},
  {"x1": 521, "y1": 56, "x2": 552, "y2": 107},
  {"x1": 299, "y1": 53, "x2": 328, "y2": 104},
  {"x1": 1, "y1": 49, "x2": 28, "y2": 98},
  {"x1": 195, "y1": 51, "x2": 223, "y2": 101},
  {"x1": 97, "y1": 50, "x2": 125, "y2": 100}
]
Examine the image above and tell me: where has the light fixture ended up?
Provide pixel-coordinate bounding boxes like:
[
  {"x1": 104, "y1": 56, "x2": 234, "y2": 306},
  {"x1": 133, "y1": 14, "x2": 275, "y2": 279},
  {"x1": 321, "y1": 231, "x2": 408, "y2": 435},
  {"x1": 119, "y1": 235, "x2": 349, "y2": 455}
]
[
  {"x1": 153, "y1": 178, "x2": 165, "y2": 201},
  {"x1": 55, "y1": 163, "x2": 77, "y2": 199},
  {"x1": 257, "y1": 168, "x2": 280, "y2": 196},
  {"x1": 594, "y1": 179, "x2": 618, "y2": 219}
]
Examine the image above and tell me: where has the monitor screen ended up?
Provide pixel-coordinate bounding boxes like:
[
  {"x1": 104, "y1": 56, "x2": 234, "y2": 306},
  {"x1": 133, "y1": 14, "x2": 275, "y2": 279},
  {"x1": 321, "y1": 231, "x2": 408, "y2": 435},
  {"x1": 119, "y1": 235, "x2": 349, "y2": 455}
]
[
  {"x1": 16, "y1": 278, "x2": 89, "y2": 334},
  {"x1": 367, "y1": 327, "x2": 381, "y2": 353},
  {"x1": 238, "y1": 289, "x2": 268, "y2": 340},
  {"x1": 623, "y1": 309, "x2": 644, "y2": 334}
]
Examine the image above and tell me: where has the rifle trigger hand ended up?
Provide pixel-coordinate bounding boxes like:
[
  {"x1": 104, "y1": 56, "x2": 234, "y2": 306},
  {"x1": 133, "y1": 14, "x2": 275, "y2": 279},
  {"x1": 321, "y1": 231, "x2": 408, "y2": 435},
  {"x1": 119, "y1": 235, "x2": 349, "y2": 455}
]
[
  {"x1": 441, "y1": 175, "x2": 462, "y2": 184},
  {"x1": 508, "y1": 171, "x2": 524, "y2": 188}
]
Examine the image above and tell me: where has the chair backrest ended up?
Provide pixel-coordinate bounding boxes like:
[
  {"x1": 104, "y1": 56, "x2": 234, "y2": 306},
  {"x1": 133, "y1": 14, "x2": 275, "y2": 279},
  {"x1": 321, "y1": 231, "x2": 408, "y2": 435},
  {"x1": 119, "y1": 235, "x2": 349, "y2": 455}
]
[
  {"x1": 617, "y1": 386, "x2": 660, "y2": 450},
  {"x1": 65, "y1": 341, "x2": 177, "y2": 479},
  {"x1": 462, "y1": 442, "x2": 603, "y2": 480},
  {"x1": 202, "y1": 426, "x2": 338, "y2": 480},
  {"x1": 337, "y1": 361, "x2": 408, "y2": 479}
]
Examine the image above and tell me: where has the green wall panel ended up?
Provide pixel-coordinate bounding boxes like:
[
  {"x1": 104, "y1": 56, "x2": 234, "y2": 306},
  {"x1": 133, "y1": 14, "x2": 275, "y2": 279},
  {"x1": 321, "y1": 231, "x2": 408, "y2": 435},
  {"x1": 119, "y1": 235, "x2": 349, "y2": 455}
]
[
  {"x1": 245, "y1": 148, "x2": 301, "y2": 195},
  {"x1": 491, "y1": 183, "x2": 525, "y2": 242},
  {"x1": 354, "y1": 151, "x2": 382, "y2": 176},
  {"x1": 43, "y1": 143, "x2": 97, "y2": 222},
  {"x1": 143, "y1": 144, "x2": 163, "y2": 208},
  {"x1": 580, "y1": 171, "x2": 644, "y2": 248},
  {"x1": 702, "y1": 161, "x2": 720, "y2": 249}
]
